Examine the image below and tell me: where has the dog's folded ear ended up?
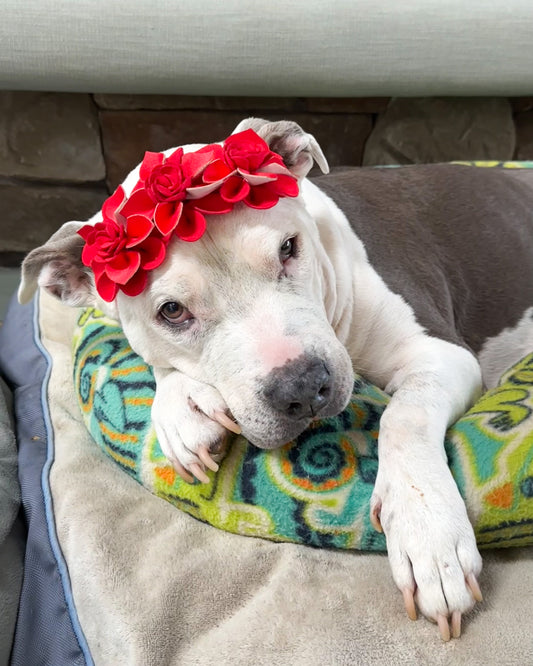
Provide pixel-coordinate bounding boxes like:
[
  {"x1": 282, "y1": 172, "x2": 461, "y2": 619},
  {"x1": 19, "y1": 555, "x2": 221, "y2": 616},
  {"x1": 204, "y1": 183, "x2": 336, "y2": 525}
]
[
  {"x1": 232, "y1": 118, "x2": 329, "y2": 179},
  {"x1": 18, "y1": 220, "x2": 96, "y2": 307}
]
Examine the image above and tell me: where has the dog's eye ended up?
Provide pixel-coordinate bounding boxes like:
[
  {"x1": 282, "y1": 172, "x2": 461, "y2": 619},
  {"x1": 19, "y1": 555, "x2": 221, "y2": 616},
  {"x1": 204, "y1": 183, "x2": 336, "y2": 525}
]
[
  {"x1": 159, "y1": 302, "x2": 193, "y2": 327},
  {"x1": 280, "y1": 236, "x2": 297, "y2": 263}
]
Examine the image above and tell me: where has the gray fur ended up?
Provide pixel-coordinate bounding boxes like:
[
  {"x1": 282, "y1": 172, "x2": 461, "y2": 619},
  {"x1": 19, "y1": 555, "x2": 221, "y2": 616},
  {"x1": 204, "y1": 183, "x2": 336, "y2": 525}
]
[{"x1": 313, "y1": 164, "x2": 533, "y2": 353}]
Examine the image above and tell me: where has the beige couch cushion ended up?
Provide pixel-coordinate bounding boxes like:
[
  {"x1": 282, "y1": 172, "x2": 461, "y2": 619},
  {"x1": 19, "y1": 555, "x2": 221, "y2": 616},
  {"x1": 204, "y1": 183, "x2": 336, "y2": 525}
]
[{"x1": 1, "y1": 0, "x2": 533, "y2": 96}]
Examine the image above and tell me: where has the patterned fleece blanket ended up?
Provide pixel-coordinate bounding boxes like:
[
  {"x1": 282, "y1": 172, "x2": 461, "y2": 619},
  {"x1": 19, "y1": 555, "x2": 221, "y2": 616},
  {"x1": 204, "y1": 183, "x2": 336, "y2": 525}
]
[{"x1": 73, "y1": 307, "x2": 533, "y2": 551}]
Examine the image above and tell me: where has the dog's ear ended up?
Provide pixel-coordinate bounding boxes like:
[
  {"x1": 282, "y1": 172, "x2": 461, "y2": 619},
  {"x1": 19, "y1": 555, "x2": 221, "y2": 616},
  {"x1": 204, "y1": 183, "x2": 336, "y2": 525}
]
[
  {"x1": 232, "y1": 118, "x2": 329, "y2": 179},
  {"x1": 18, "y1": 221, "x2": 97, "y2": 307}
]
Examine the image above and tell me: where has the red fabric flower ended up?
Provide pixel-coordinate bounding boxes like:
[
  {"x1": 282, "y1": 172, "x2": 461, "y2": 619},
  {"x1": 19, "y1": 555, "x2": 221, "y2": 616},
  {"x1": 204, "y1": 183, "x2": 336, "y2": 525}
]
[
  {"x1": 201, "y1": 129, "x2": 298, "y2": 208},
  {"x1": 78, "y1": 187, "x2": 166, "y2": 302},
  {"x1": 224, "y1": 129, "x2": 284, "y2": 172},
  {"x1": 78, "y1": 129, "x2": 301, "y2": 301},
  {"x1": 121, "y1": 146, "x2": 223, "y2": 238}
]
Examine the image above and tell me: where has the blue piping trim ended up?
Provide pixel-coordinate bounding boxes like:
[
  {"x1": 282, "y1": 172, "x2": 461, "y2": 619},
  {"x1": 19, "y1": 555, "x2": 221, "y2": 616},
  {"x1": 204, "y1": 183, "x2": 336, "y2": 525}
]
[{"x1": 33, "y1": 295, "x2": 94, "y2": 666}]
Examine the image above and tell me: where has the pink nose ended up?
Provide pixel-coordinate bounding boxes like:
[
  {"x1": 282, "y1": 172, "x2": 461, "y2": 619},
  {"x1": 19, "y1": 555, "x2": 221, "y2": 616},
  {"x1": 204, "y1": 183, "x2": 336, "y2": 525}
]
[{"x1": 258, "y1": 335, "x2": 303, "y2": 372}]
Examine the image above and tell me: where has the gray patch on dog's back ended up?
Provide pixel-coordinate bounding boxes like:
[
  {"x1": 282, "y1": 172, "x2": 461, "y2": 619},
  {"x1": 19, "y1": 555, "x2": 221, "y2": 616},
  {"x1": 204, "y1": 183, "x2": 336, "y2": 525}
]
[{"x1": 312, "y1": 164, "x2": 533, "y2": 353}]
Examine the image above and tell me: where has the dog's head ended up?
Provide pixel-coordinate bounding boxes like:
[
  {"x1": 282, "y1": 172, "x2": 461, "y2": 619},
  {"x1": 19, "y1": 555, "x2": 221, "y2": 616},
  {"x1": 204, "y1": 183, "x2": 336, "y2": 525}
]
[{"x1": 19, "y1": 119, "x2": 354, "y2": 448}]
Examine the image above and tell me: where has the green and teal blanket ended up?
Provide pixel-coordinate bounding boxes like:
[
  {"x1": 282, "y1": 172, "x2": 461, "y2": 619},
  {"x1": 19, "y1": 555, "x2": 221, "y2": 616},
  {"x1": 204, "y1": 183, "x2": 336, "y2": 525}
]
[{"x1": 73, "y1": 307, "x2": 533, "y2": 551}]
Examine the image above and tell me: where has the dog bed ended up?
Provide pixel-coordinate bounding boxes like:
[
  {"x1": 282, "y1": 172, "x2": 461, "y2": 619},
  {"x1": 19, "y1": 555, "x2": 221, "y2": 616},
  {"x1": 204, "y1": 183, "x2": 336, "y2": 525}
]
[
  {"x1": 73, "y1": 306, "x2": 533, "y2": 551},
  {"x1": 3, "y1": 254, "x2": 533, "y2": 666}
]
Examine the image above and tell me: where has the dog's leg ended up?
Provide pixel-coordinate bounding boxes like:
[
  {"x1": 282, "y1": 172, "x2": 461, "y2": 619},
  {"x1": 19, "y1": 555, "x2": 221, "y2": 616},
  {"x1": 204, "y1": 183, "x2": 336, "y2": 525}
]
[
  {"x1": 152, "y1": 368, "x2": 240, "y2": 483},
  {"x1": 369, "y1": 336, "x2": 483, "y2": 641}
]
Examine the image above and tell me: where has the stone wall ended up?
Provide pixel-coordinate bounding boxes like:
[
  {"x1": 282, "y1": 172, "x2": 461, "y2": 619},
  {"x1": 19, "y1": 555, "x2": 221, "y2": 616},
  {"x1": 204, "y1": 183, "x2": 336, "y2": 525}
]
[{"x1": 1, "y1": 92, "x2": 532, "y2": 266}]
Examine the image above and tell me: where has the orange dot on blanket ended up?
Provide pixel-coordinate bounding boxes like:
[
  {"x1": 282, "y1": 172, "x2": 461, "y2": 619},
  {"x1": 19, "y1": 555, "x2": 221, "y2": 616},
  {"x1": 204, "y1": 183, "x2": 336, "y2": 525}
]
[
  {"x1": 485, "y1": 482, "x2": 514, "y2": 509},
  {"x1": 155, "y1": 465, "x2": 177, "y2": 486}
]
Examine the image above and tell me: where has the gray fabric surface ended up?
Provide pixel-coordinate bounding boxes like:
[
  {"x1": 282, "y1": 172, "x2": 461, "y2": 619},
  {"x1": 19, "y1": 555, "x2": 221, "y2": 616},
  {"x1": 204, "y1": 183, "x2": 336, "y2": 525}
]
[
  {"x1": 0, "y1": 270, "x2": 20, "y2": 323},
  {"x1": 1, "y1": 0, "x2": 533, "y2": 96},
  {"x1": 0, "y1": 294, "x2": 92, "y2": 666},
  {"x1": 37, "y1": 290, "x2": 533, "y2": 665},
  {"x1": 0, "y1": 377, "x2": 24, "y2": 666}
]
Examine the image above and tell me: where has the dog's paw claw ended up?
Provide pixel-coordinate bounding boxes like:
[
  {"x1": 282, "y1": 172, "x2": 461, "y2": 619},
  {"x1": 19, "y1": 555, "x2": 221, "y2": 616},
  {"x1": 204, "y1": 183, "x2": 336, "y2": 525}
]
[
  {"x1": 189, "y1": 462, "x2": 210, "y2": 484},
  {"x1": 402, "y1": 587, "x2": 417, "y2": 621},
  {"x1": 169, "y1": 448, "x2": 219, "y2": 484},
  {"x1": 437, "y1": 613, "x2": 451, "y2": 642},
  {"x1": 466, "y1": 573, "x2": 483, "y2": 602},
  {"x1": 173, "y1": 459, "x2": 195, "y2": 484},
  {"x1": 370, "y1": 496, "x2": 383, "y2": 533},
  {"x1": 197, "y1": 445, "x2": 220, "y2": 472},
  {"x1": 435, "y1": 611, "x2": 461, "y2": 641},
  {"x1": 212, "y1": 410, "x2": 241, "y2": 434},
  {"x1": 451, "y1": 610, "x2": 462, "y2": 639}
]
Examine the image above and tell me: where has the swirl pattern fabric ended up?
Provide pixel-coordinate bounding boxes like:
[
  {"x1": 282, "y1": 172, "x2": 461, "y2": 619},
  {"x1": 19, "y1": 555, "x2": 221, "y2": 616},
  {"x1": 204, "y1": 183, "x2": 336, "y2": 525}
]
[{"x1": 73, "y1": 308, "x2": 533, "y2": 550}]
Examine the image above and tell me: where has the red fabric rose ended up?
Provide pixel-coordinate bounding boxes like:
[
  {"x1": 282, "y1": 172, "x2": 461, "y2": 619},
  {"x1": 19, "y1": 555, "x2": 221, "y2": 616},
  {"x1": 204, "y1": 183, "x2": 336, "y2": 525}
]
[
  {"x1": 143, "y1": 149, "x2": 192, "y2": 203},
  {"x1": 200, "y1": 129, "x2": 298, "y2": 209},
  {"x1": 223, "y1": 129, "x2": 284, "y2": 172},
  {"x1": 121, "y1": 147, "x2": 216, "y2": 237},
  {"x1": 78, "y1": 187, "x2": 166, "y2": 302}
]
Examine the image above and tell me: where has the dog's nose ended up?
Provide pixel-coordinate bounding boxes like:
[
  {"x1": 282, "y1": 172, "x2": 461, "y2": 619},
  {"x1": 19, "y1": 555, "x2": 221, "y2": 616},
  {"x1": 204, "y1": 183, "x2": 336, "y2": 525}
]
[{"x1": 263, "y1": 355, "x2": 332, "y2": 419}]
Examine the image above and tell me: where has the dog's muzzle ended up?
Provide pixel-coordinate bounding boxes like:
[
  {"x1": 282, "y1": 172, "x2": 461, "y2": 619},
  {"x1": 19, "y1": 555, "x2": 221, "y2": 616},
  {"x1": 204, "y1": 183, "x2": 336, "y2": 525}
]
[{"x1": 263, "y1": 354, "x2": 332, "y2": 420}]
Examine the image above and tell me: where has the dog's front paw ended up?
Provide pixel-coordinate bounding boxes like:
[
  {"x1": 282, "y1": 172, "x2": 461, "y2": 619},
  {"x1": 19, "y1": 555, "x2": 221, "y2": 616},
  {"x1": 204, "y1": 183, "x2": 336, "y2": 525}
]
[
  {"x1": 152, "y1": 369, "x2": 240, "y2": 484},
  {"x1": 371, "y1": 472, "x2": 482, "y2": 641}
]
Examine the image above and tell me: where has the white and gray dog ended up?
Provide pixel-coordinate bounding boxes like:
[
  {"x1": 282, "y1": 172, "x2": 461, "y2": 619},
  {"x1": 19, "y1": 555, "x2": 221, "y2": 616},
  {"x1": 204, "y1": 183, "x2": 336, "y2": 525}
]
[{"x1": 19, "y1": 118, "x2": 533, "y2": 641}]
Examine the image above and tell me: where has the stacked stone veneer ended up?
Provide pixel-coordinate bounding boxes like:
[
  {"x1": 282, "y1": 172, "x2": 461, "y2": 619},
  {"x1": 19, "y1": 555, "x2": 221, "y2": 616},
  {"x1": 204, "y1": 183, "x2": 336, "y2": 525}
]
[{"x1": 1, "y1": 92, "x2": 532, "y2": 265}]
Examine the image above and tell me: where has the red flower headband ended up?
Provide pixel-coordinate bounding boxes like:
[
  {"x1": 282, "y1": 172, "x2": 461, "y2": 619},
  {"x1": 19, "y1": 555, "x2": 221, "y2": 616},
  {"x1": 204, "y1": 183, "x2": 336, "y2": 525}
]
[{"x1": 78, "y1": 129, "x2": 299, "y2": 302}]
